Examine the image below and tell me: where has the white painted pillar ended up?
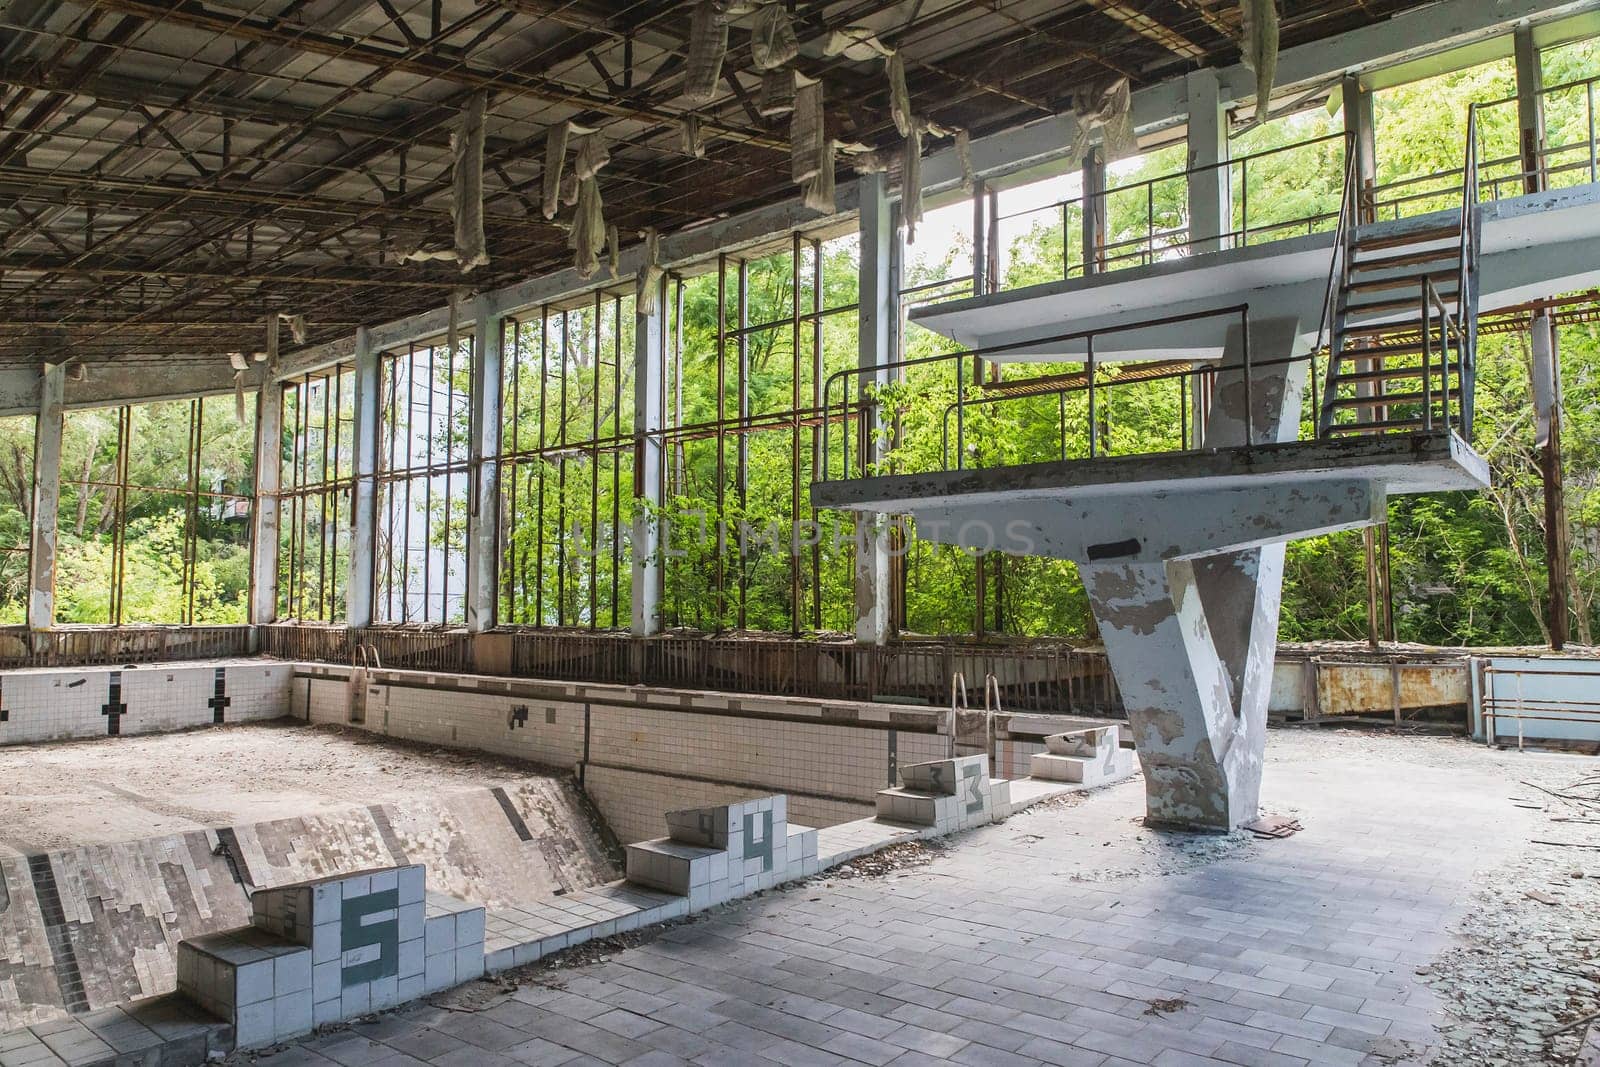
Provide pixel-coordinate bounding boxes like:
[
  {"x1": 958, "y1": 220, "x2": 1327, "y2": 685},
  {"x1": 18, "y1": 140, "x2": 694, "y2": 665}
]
[
  {"x1": 1081, "y1": 317, "x2": 1309, "y2": 832},
  {"x1": 249, "y1": 378, "x2": 283, "y2": 624},
  {"x1": 27, "y1": 363, "x2": 63, "y2": 632},
  {"x1": 465, "y1": 301, "x2": 503, "y2": 633},
  {"x1": 346, "y1": 326, "x2": 378, "y2": 628},
  {"x1": 632, "y1": 277, "x2": 667, "y2": 637},
  {"x1": 854, "y1": 173, "x2": 896, "y2": 644},
  {"x1": 1185, "y1": 68, "x2": 1230, "y2": 254}
]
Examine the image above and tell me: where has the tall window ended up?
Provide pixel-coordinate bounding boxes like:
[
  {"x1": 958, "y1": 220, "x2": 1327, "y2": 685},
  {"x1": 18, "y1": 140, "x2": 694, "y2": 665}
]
[
  {"x1": 377, "y1": 336, "x2": 472, "y2": 624},
  {"x1": 656, "y1": 232, "x2": 860, "y2": 634},
  {"x1": 59, "y1": 399, "x2": 254, "y2": 624},
  {"x1": 278, "y1": 367, "x2": 355, "y2": 621},
  {"x1": 0, "y1": 416, "x2": 33, "y2": 623},
  {"x1": 500, "y1": 294, "x2": 635, "y2": 629}
]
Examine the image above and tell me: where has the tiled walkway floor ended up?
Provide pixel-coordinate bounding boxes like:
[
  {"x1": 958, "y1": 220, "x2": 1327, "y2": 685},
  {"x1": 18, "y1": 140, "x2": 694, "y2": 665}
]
[{"x1": 252, "y1": 731, "x2": 1582, "y2": 1067}]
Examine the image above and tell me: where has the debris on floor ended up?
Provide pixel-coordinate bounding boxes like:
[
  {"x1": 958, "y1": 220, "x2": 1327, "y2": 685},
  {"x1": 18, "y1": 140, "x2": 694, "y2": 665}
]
[
  {"x1": 823, "y1": 839, "x2": 950, "y2": 880},
  {"x1": 1426, "y1": 764, "x2": 1600, "y2": 1065},
  {"x1": 1243, "y1": 813, "x2": 1303, "y2": 838},
  {"x1": 1143, "y1": 997, "x2": 1191, "y2": 1017},
  {"x1": 428, "y1": 976, "x2": 516, "y2": 1013}
]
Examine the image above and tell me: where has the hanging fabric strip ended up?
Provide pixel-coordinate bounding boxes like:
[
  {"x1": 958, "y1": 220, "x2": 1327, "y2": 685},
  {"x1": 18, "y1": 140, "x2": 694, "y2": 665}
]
[
  {"x1": 791, "y1": 76, "x2": 824, "y2": 184},
  {"x1": 757, "y1": 68, "x2": 795, "y2": 117},
  {"x1": 573, "y1": 130, "x2": 610, "y2": 180},
  {"x1": 684, "y1": 0, "x2": 728, "y2": 105},
  {"x1": 606, "y1": 223, "x2": 621, "y2": 279},
  {"x1": 447, "y1": 292, "x2": 461, "y2": 369},
  {"x1": 680, "y1": 113, "x2": 706, "y2": 157},
  {"x1": 750, "y1": 4, "x2": 798, "y2": 70},
  {"x1": 636, "y1": 228, "x2": 663, "y2": 315},
  {"x1": 560, "y1": 171, "x2": 580, "y2": 206},
  {"x1": 570, "y1": 177, "x2": 605, "y2": 279},
  {"x1": 279, "y1": 312, "x2": 307, "y2": 344},
  {"x1": 1240, "y1": 0, "x2": 1279, "y2": 122},
  {"x1": 801, "y1": 141, "x2": 835, "y2": 212},
  {"x1": 1066, "y1": 77, "x2": 1137, "y2": 164},
  {"x1": 955, "y1": 129, "x2": 975, "y2": 193},
  {"x1": 541, "y1": 120, "x2": 570, "y2": 219},
  {"x1": 451, "y1": 90, "x2": 489, "y2": 271},
  {"x1": 902, "y1": 120, "x2": 924, "y2": 244},
  {"x1": 886, "y1": 52, "x2": 912, "y2": 137}
]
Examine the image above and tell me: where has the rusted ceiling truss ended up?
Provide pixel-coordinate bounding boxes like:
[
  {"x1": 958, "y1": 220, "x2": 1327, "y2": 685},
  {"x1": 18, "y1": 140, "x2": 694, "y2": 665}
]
[{"x1": 0, "y1": 0, "x2": 1433, "y2": 364}]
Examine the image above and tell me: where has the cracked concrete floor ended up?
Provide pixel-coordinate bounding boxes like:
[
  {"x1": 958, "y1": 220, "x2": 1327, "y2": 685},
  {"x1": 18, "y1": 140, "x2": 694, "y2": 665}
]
[{"x1": 246, "y1": 728, "x2": 1598, "y2": 1067}]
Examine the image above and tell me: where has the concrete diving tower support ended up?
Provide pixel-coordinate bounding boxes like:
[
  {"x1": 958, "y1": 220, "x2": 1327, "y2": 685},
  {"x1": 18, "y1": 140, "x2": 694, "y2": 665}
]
[{"x1": 812, "y1": 317, "x2": 1488, "y2": 832}]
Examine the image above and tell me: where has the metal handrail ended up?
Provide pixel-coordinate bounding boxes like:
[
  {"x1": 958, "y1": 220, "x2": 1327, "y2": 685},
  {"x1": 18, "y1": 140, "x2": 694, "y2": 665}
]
[
  {"x1": 820, "y1": 303, "x2": 1254, "y2": 481},
  {"x1": 986, "y1": 131, "x2": 1353, "y2": 284},
  {"x1": 1420, "y1": 277, "x2": 1461, "y2": 433},
  {"x1": 1314, "y1": 142, "x2": 1361, "y2": 373},
  {"x1": 933, "y1": 346, "x2": 1328, "y2": 473}
]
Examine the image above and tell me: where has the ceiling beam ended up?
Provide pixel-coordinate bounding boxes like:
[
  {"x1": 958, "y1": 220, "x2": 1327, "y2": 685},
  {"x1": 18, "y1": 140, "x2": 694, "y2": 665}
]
[
  {"x1": 1085, "y1": 0, "x2": 1207, "y2": 59},
  {"x1": 0, "y1": 253, "x2": 465, "y2": 287},
  {"x1": 84, "y1": 0, "x2": 787, "y2": 149}
]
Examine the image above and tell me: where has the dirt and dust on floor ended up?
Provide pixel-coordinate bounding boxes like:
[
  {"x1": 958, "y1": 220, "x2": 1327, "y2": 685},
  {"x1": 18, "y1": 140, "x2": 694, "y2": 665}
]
[
  {"x1": 0, "y1": 720, "x2": 572, "y2": 852},
  {"x1": 1424, "y1": 760, "x2": 1600, "y2": 1065}
]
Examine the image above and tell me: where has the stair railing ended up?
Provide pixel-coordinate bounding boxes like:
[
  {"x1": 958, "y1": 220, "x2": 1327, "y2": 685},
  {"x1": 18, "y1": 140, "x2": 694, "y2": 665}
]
[
  {"x1": 1420, "y1": 278, "x2": 1459, "y2": 433},
  {"x1": 1315, "y1": 135, "x2": 1360, "y2": 437},
  {"x1": 1457, "y1": 104, "x2": 1483, "y2": 441}
]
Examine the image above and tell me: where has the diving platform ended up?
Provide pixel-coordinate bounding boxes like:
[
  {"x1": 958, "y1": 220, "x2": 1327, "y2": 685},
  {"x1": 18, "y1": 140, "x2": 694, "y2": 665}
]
[
  {"x1": 910, "y1": 182, "x2": 1600, "y2": 362},
  {"x1": 807, "y1": 178, "x2": 1600, "y2": 833}
]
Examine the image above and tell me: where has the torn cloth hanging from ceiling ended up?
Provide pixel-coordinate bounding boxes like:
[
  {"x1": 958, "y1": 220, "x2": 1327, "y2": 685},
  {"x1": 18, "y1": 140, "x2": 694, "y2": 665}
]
[
  {"x1": 680, "y1": 113, "x2": 706, "y2": 156},
  {"x1": 541, "y1": 120, "x2": 570, "y2": 220},
  {"x1": 758, "y1": 68, "x2": 794, "y2": 117},
  {"x1": 750, "y1": 4, "x2": 798, "y2": 70},
  {"x1": 902, "y1": 118, "x2": 956, "y2": 244},
  {"x1": 684, "y1": 0, "x2": 728, "y2": 105},
  {"x1": 903, "y1": 120, "x2": 924, "y2": 243},
  {"x1": 886, "y1": 52, "x2": 911, "y2": 137},
  {"x1": 636, "y1": 228, "x2": 663, "y2": 315},
  {"x1": 791, "y1": 75, "x2": 825, "y2": 184},
  {"x1": 569, "y1": 179, "x2": 604, "y2": 277},
  {"x1": 1240, "y1": 0, "x2": 1279, "y2": 122},
  {"x1": 400, "y1": 91, "x2": 490, "y2": 271},
  {"x1": 1067, "y1": 77, "x2": 1138, "y2": 163},
  {"x1": 451, "y1": 90, "x2": 489, "y2": 272}
]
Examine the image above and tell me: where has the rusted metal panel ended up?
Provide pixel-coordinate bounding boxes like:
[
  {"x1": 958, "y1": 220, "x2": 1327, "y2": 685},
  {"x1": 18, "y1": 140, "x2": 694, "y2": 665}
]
[{"x1": 1310, "y1": 660, "x2": 1467, "y2": 718}]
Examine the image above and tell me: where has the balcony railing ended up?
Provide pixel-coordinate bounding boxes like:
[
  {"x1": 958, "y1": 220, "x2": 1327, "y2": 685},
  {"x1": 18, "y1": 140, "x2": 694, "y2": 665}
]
[{"x1": 984, "y1": 132, "x2": 1353, "y2": 291}]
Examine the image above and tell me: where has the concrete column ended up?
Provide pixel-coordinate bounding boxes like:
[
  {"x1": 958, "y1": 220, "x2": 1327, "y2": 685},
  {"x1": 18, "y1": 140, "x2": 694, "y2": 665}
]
[
  {"x1": 249, "y1": 377, "x2": 283, "y2": 624},
  {"x1": 1515, "y1": 22, "x2": 1546, "y2": 193},
  {"x1": 346, "y1": 326, "x2": 378, "y2": 628},
  {"x1": 1185, "y1": 68, "x2": 1230, "y2": 254},
  {"x1": 1081, "y1": 147, "x2": 1106, "y2": 274},
  {"x1": 854, "y1": 172, "x2": 895, "y2": 644},
  {"x1": 465, "y1": 301, "x2": 503, "y2": 633},
  {"x1": 632, "y1": 277, "x2": 666, "y2": 637},
  {"x1": 1343, "y1": 74, "x2": 1376, "y2": 220},
  {"x1": 27, "y1": 363, "x2": 64, "y2": 632},
  {"x1": 1081, "y1": 317, "x2": 1309, "y2": 832}
]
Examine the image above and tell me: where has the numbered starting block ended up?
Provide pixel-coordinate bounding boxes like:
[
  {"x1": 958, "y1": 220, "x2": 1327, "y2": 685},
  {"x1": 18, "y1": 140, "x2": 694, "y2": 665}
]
[
  {"x1": 176, "y1": 866, "x2": 486, "y2": 1048},
  {"x1": 875, "y1": 754, "x2": 1011, "y2": 832},
  {"x1": 1030, "y1": 724, "x2": 1135, "y2": 786},
  {"x1": 625, "y1": 796, "x2": 821, "y2": 908}
]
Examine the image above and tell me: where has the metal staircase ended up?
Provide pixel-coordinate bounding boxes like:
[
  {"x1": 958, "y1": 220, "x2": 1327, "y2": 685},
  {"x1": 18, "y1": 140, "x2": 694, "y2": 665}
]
[{"x1": 1318, "y1": 108, "x2": 1481, "y2": 440}]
